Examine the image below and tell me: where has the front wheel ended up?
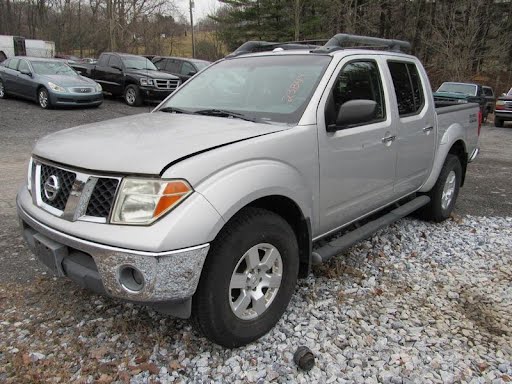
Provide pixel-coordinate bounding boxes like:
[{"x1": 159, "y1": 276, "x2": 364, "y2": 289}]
[
  {"x1": 124, "y1": 84, "x2": 142, "y2": 106},
  {"x1": 418, "y1": 154, "x2": 462, "y2": 222},
  {"x1": 192, "y1": 207, "x2": 299, "y2": 348},
  {"x1": 495, "y1": 118, "x2": 504, "y2": 128},
  {"x1": 38, "y1": 87, "x2": 52, "y2": 109},
  {"x1": 0, "y1": 79, "x2": 7, "y2": 99}
]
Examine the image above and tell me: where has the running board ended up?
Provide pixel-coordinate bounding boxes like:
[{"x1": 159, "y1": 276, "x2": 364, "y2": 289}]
[{"x1": 311, "y1": 195, "x2": 430, "y2": 265}]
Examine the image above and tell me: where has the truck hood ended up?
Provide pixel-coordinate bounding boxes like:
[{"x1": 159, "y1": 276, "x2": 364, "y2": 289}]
[
  {"x1": 33, "y1": 112, "x2": 287, "y2": 175},
  {"x1": 127, "y1": 69, "x2": 179, "y2": 80}
]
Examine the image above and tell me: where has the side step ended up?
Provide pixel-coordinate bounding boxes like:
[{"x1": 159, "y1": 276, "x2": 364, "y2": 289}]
[{"x1": 311, "y1": 195, "x2": 430, "y2": 265}]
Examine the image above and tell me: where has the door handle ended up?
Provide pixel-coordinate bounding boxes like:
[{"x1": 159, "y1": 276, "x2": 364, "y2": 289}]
[
  {"x1": 423, "y1": 126, "x2": 434, "y2": 133},
  {"x1": 381, "y1": 135, "x2": 396, "y2": 143}
]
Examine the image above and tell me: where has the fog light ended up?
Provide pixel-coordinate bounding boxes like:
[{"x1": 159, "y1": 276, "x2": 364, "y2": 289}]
[{"x1": 119, "y1": 266, "x2": 145, "y2": 293}]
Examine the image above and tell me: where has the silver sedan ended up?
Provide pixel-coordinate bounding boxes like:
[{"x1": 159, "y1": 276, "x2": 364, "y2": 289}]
[{"x1": 0, "y1": 57, "x2": 103, "y2": 109}]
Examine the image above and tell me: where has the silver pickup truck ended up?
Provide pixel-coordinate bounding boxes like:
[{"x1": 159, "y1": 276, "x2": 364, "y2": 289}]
[{"x1": 17, "y1": 34, "x2": 480, "y2": 347}]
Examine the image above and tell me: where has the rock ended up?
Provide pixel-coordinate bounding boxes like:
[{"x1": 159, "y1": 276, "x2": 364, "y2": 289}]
[{"x1": 29, "y1": 352, "x2": 45, "y2": 362}]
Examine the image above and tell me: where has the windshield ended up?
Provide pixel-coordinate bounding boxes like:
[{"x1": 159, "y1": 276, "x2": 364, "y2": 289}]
[
  {"x1": 437, "y1": 83, "x2": 477, "y2": 96},
  {"x1": 122, "y1": 56, "x2": 157, "y2": 70},
  {"x1": 32, "y1": 61, "x2": 77, "y2": 75},
  {"x1": 158, "y1": 55, "x2": 331, "y2": 124}
]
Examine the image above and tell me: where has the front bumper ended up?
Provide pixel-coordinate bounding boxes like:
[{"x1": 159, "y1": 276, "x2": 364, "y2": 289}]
[
  {"x1": 49, "y1": 91, "x2": 103, "y2": 106},
  {"x1": 17, "y1": 200, "x2": 209, "y2": 318},
  {"x1": 494, "y1": 110, "x2": 512, "y2": 121},
  {"x1": 139, "y1": 86, "x2": 175, "y2": 102}
]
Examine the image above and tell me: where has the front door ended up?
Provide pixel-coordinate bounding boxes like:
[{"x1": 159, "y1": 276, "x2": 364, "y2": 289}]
[{"x1": 317, "y1": 56, "x2": 398, "y2": 235}]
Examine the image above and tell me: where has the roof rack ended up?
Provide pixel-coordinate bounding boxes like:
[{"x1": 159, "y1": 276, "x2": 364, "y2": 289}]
[
  {"x1": 226, "y1": 40, "x2": 325, "y2": 58},
  {"x1": 226, "y1": 34, "x2": 411, "y2": 58},
  {"x1": 313, "y1": 33, "x2": 411, "y2": 53}
]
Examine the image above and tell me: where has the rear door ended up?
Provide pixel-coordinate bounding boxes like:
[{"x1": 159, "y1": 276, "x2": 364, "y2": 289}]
[
  {"x1": 317, "y1": 55, "x2": 398, "y2": 234},
  {"x1": 16, "y1": 59, "x2": 36, "y2": 99},
  {"x1": 386, "y1": 60, "x2": 435, "y2": 195},
  {"x1": 4, "y1": 58, "x2": 20, "y2": 94}
]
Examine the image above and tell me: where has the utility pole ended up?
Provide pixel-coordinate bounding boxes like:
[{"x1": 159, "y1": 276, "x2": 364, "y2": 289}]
[{"x1": 189, "y1": 0, "x2": 195, "y2": 58}]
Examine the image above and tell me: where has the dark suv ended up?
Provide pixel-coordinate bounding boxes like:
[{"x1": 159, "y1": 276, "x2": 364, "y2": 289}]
[{"x1": 152, "y1": 56, "x2": 210, "y2": 83}]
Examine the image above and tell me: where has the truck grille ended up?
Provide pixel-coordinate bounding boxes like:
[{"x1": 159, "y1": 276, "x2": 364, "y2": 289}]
[
  {"x1": 154, "y1": 79, "x2": 180, "y2": 90},
  {"x1": 86, "y1": 178, "x2": 119, "y2": 218},
  {"x1": 34, "y1": 161, "x2": 121, "y2": 223},
  {"x1": 39, "y1": 164, "x2": 76, "y2": 211}
]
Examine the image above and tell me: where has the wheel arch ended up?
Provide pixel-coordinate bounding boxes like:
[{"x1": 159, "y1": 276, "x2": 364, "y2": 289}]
[
  {"x1": 448, "y1": 139, "x2": 468, "y2": 187},
  {"x1": 207, "y1": 194, "x2": 313, "y2": 279}
]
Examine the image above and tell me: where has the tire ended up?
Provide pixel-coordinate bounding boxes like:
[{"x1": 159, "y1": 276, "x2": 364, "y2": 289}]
[
  {"x1": 494, "y1": 118, "x2": 504, "y2": 128},
  {"x1": 191, "y1": 207, "x2": 299, "y2": 348},
  {"x1": 38, "y1": 87, "x2": 52, "y2": 109},
  {"x1": 0, "y1": 78, "x2": 6, "y2": 99},
  {"x1": 418, "y1": 154, "x2": 462, "y2": 222},
  {"x1": 124, "y1": 84, "x2": 142, "y2": 106}
]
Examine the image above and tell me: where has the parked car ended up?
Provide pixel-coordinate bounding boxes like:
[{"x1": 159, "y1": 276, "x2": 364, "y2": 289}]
[
  {"x1": 0, "y1": 57, "x2": 103, "y2": 108},
  {"x1": 72, "y1": 52, "x2": 181, "y2": 106},
  {"x1": 79, "y1": 57, "x2": 97, "y2": 65},
  {"x1": 54, "y1": 54, "x2": 81, "y2": 65},
  {"x1": 494, "y1": 87, "x2": 512, "y2": 127},
  {"x1": 152, "y1": 56, "x2": 210, "y2": 83},
  {"x1": 433, "y1": 82, "x2": 495, "y2": 121},
  {"x1": 17, "y1": 34, "x2": 480, "y2": 348}
]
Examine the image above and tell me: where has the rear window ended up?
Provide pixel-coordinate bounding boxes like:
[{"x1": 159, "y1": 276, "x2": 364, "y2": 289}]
[
  {"x1": 483, "y1": 87, "x2": 494, "y2": 97},
  {"x1": 388, "y1": 61, "x2": 425, "y2": 116}
]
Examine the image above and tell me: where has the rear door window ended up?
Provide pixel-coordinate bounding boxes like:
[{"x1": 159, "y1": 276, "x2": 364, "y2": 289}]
[
  {"x1": 388, "y1": 61, "x2": 425, "y2": 116},
  {"x1": 7, "y1": 58, "x2": 19, "y2": 70}
]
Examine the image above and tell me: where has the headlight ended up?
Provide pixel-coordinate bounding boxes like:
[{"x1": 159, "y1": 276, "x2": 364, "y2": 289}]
[
  {"x1": 457, "y1": 99, "x2": 468, "y2": 104},
  {"x1": 95, "y1": 83, "x2": 102, "y2": 92},
  {"x1": 496, "y1": 100, "x2": 505, "y2": 106},
  {"x1": 111, "y1": 179, "x2": 192, "y2": 225},
  {"x1": 48, "y1": 82, "x2": 66, "y2": 92},
  {"x1": 140, "y1": 78, "x2": 154, "y2": 86},
  {"x1": 27, "y1": 157, "x2": 33, "y2": 194}
]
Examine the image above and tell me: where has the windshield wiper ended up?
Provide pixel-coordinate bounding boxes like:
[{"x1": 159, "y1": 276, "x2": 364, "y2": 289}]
[
  {"x1": 194, "y1": 109, "x2": 259, "y2": 123},
  {"x1": 159, "y1": 107, "x2": 193, "y2": 114}
]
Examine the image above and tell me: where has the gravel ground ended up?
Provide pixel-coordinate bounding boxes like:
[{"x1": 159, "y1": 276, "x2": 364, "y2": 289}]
[
  {"x1": 0, "y1": 99, "x2": 511, "y2": 382},
  {"x1": 1, "y1": 215, "x2": 511, "y2": 383}
]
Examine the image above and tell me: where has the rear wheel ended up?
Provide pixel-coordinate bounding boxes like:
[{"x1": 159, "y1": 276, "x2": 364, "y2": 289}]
[
  {"x1": 418, "y1": 154, "x2": 462, "y2": 222},
  {"x1": 38, "y1": 87, "x2": 51, "y2": 109},
  {"x1": 124, "y1": 84, "x2": 142, "y2": 106},
  {"x1": 192, "y1": 207, "x2": 299, "y2": 348},
  {"x1": 0, "y1": 79, "x2": 6, "y2": 98},
  {"x1": 494, "y1": 118, "x2": 504, "y2": 128}
]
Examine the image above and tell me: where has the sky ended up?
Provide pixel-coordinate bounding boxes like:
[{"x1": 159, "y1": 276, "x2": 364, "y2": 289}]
[{"x1": 175, "y1": 0, "x2": 219, "y2": 22}]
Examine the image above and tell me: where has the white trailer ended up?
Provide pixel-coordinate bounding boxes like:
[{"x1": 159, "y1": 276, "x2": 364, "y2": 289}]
[
  {"x1": 0, "y1": 35, "x2": 25, "y2": 61},
  {"x1": 0, "y1": 35, "x2": 55, "y2": 61},
  {"x1": 26, "y1": 39, "x2": 55, "y2": 58}
]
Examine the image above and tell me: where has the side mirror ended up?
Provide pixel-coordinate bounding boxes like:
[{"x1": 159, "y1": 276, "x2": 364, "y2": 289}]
[
  {"x1": 187, "y1": 71, "x2": 197, "y2": 76},
  {"x1": 327, "y1": 99, "x2": 378, "y2": 132},
  {"x1": 20, "y1": 70, "x2": 32, "y2": 77},
  {"x1": 111, "y1": 65, "x2": 122, "y2": 71}
]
